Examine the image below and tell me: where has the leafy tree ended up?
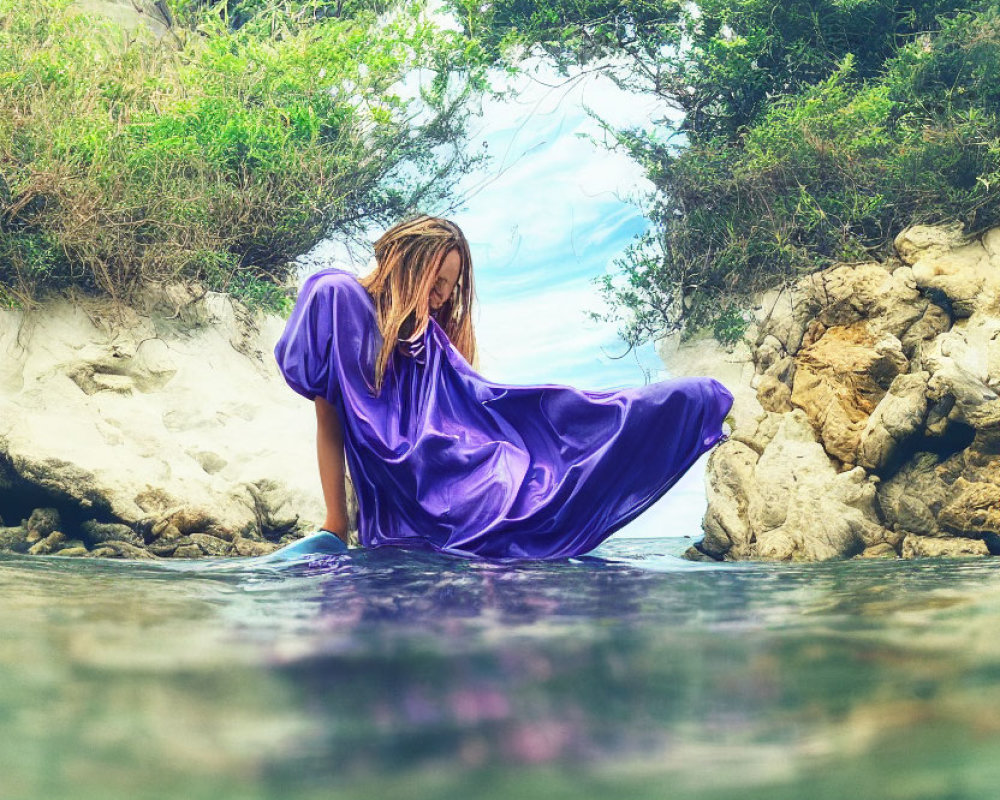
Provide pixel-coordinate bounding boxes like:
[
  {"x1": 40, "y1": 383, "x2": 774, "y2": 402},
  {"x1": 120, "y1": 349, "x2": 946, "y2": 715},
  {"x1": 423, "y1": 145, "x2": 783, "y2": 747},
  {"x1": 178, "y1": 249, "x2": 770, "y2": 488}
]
[{"x1": 449, "y1": 0, "x2": 989, "y2": 347}]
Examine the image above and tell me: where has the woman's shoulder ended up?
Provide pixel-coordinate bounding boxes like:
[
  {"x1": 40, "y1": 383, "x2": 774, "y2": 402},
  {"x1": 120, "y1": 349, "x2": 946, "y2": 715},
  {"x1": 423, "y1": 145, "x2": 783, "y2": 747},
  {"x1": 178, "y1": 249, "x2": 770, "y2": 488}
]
[
  {"x1": 298, "y1": 268, "x2": 372, "y2": 309},
  {"x1": 300, "y1": 267, "x2": 365, "y2": 293}
]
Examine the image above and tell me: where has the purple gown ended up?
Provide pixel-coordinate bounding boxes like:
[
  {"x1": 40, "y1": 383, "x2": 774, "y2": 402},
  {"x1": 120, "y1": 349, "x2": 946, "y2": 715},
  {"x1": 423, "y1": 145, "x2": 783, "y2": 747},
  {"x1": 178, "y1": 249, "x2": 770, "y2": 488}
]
[{"x1": 274, "y1": 268, "x2": 733, "y2": 560}]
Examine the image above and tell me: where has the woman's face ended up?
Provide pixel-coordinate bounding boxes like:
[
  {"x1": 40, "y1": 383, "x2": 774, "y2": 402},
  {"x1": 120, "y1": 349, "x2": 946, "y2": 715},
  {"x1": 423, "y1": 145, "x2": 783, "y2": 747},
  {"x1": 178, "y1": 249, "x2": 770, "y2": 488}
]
[{"x1": 430, "y1": 248, "x2": 461, "y2": 312}]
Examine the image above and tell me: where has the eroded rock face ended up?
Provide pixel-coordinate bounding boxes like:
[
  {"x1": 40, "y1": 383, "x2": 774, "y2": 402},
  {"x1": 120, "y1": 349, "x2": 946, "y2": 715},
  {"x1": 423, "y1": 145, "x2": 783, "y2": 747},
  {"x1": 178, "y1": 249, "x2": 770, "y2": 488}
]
[
  {"x1": 700, "y1": 410, "x2": 890, "y2": 561},
  {"x1": 695, "y1": 223, "x2": 1000, "y2": 561},
  {"x1": 0, "y1": 285, "x2": 356, "y2": 559}
]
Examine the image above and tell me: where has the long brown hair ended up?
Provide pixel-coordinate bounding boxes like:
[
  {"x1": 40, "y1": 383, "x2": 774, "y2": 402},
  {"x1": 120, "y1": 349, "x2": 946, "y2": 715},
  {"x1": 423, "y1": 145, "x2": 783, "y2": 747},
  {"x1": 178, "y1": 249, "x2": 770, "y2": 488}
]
[{"x1": 360, "y1": 214, "x2": 477, "y2": 394}]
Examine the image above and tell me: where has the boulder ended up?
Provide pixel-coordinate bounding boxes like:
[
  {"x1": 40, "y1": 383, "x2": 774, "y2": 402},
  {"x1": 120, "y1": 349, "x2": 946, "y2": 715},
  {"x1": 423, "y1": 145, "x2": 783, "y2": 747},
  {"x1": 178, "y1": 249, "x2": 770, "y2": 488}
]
[
  {"x1": 25, "y1": 508, "x2": 61, "y2": 538},
  {"x1": 790, "y1": 322, "x2": 908, "y2": 464},
  {"x1": 856, "y1": 372, "x2": 929, "y2": 471},
  {"x1": 901, "y1": 534, "x2": 989, "y2": 559},
  {"x1": 28, "y1": 531, "x2": 66, "y2": 555},
  {"x1": 937, "y1": 478, "x2": 1000, "y2": 537},
  {"x1": 81, "y1": 520, "x2": 144, "y2": 547},
  {"x1": 0, "y1": 526, "x2": 28, "y2": 553},
  {"x1": 702, "y1": 410, "x2": 890, "y2": 561},
  {"x1": 877, "y1": 452, "x2": 949, "y2": 538}
]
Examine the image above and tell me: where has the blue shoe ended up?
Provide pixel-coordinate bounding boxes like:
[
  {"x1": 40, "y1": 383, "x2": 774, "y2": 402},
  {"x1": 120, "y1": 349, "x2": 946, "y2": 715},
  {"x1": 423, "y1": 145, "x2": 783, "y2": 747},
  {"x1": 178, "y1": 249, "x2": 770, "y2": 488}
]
[{"x1": 255, "y1": 531, "x2": 349, "y2": 563}]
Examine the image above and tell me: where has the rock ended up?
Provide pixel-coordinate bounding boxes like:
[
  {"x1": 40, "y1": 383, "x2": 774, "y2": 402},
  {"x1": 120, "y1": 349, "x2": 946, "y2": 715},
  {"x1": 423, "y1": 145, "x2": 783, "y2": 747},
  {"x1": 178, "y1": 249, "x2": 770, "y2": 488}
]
[
  {"x1": 173, "y1": 544, "x2": 204, "y2": 559},
  {"x1": 694, "y1": 222, "x2": 1000, "y2": 561},
  {"x1": 81, "y1": 520, "x2": 144, "y2": 547},
  {"x1": 88, "y1": 540, "x2": 155, "y2": 559},
  {"x1": 0, "y1": 526, "x2": 28, "y2": 553},
  {"x1": 910, "y1": 239, "x2": 994, "y2": 317},
  {"x1": 188, "y1": 450, "x2": 227, "y2": 475},
  {"x1": 925, "y1": 357, "x2": 1000, "y2": 448},
  {"x1": 150, "y1": 520, "x2": 183, "y2": 541},
  {"x1": 243, "y1": 479, "x2": 306, "y2": 541},
  {"x1": 699, "y1": 410, "x2": 889, "y2": 561},
  {"x1": 25, "y1": 507, "x2": 61, "y2": 538},
  {"x1": 28, "y1": 531, "x2": 66, "y2": 555},
  {"x1": 0, "y1": 287, "x2": 336, "y2": 556},
  {"x1": 754, "y1": 288, "x2": 820, "y2": 357},
  {"x1": 756, "y1": 372, "x2": 793, "y2": 413},
  {"x1": 188, "y1": 533, "x2": 231, "y2": 556},
  {"x1": 701, "y1": 440, "x2": 758, "y2": 559},
  {"x1": 682, "y1": 544, "x2": 718, "y2": 562},
  {"x1": 231, "y1": 536, "x2": 279, "y2": 557},
  {"x1": 894, "y1": 223, "x2": 968, "y2": 266},
  {"x1": 856, "y1": 372, "x2": 930, "y2": 470},
  {"x1": 732, "y1": 411, "x2": 784, "y2": 455},
  {"x1": 901, "y1": 534, "x2": 989, "y2": 559},
  {"x1": 877, "y1": 452, "x2": 949, "y2": 537},
  {"x1": 161, "y1": 508, "x2": 220, "y2": 536},
  {"x1": 856, "y1": 543, "x2": 898, "y2": 559},
  {"x1": 938, "y1": 478, "x2": 1000, "y2": 537},
  {"x1": 54, "y1": 546, "x2": 90, "y2": 557},
  {"x1": 147, "y1": 535, "x2": 191, "y2": 557},
  {"x1": 804, "y1": 263, "x2": 892, "y2": 328},
  {"x1": 790, "y1": 323, "x2": 908, "y2": 464}
]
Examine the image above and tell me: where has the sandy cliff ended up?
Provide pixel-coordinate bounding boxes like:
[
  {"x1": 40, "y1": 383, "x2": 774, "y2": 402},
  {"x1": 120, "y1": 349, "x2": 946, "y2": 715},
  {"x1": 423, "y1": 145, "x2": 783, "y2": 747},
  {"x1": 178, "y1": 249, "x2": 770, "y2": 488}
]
[{"x1": 0, "y1": 285, "x2": 344, "y2": 558}]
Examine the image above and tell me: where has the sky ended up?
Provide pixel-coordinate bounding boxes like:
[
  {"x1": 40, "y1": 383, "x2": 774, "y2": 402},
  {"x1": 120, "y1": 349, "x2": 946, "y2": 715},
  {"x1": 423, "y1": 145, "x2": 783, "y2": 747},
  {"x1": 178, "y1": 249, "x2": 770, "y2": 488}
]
[{"x1": 301, "y1": 56, "x2": 717, "y2": 539}]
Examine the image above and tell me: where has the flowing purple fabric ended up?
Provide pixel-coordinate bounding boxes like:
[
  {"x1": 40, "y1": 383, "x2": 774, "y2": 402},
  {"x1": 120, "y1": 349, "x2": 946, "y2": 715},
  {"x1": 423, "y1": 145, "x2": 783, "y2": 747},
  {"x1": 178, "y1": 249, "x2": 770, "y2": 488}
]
[{"x1": 274, "y1": 268, "x2": 734, "y2": 560}]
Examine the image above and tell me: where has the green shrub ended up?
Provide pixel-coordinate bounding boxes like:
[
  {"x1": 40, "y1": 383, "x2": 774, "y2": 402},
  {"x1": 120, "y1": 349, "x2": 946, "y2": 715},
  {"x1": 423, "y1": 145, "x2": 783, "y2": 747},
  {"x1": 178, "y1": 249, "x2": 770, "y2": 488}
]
[
  {"x1": 0, "y1": 0, "x2": 489, "y2": 310},
  {"x1": 597, "y1": 5, "x2": 1000, "y2": 347}
]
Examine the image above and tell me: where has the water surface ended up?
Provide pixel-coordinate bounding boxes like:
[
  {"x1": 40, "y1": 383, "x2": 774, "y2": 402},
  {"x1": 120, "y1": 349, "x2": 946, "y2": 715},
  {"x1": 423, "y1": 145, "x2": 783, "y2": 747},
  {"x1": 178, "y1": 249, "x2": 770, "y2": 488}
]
[{"x1": 2, "y1": 538, "x2": 999, "y2": 799}]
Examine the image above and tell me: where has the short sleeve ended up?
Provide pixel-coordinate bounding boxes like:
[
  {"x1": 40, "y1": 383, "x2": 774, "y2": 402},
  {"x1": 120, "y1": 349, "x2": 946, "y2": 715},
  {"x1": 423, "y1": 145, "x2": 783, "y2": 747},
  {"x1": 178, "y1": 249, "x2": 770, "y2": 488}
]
[{"x1": 274, "y1": 271, "x2": 341, "y2": 402}]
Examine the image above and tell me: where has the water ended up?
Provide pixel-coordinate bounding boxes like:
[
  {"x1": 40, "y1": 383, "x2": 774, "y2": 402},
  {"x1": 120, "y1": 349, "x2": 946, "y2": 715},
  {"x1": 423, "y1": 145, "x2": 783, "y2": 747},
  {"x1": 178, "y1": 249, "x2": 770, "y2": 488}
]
[{"x1": 2, "y1": 538, "x2": 1000, "y2": 800}]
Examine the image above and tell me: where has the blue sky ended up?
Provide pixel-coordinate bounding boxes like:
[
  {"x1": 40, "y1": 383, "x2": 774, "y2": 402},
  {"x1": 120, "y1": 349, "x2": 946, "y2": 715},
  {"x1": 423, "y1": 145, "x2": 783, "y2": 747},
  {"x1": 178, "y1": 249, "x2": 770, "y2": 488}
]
[{"x1": 303, "y1": 58, "x2": 715, "y2": 539}]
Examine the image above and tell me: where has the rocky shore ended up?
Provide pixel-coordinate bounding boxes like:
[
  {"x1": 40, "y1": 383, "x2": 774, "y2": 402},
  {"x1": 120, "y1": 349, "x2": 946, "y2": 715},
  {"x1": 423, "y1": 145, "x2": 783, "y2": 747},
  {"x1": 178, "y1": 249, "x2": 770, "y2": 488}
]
[
  {"x1": 0, "y1": 283, "x2": 351, "y2": 559},
  {"x1": 681, "y1": 223, "x2": 1000, "y2": 561}
]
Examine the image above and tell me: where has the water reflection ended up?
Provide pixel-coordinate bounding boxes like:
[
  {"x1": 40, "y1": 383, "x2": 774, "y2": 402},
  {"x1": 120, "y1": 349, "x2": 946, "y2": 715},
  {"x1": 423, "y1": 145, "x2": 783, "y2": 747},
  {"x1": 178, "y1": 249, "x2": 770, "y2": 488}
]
[{"x1": 2, "y1": 541, "x2": 1000, "y2": 799}]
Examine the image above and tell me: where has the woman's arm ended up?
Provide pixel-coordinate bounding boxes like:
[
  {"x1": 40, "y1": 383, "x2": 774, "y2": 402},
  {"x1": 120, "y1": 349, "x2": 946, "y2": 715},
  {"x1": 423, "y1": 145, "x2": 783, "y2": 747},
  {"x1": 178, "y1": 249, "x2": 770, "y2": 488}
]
[{"x1": 315, "y1": 395, "x2": 350, "y2": 544}]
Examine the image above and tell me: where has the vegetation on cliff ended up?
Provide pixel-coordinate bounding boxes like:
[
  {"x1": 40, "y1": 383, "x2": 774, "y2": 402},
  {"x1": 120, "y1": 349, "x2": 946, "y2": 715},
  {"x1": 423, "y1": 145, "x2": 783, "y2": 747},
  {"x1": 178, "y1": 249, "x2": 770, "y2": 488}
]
[
  {"x1": 0, "y1": 0, "x2": 489, "y2": 310},
  {"x1": 450, "y1": 0, "x2": 1000, "y2": 347}
]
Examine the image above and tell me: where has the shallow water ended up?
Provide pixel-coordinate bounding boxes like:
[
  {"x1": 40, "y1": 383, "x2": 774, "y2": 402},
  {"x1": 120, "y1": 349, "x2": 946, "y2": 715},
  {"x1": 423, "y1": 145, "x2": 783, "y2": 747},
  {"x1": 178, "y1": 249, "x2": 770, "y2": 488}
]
[{"x1": 2, "y1": 538, "x2": 1000, "y2": 800}]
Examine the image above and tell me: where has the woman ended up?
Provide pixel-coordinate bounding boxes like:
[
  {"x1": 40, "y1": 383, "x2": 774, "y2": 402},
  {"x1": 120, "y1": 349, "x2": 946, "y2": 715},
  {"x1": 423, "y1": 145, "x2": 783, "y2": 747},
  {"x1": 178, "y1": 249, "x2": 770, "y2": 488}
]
[{"x1": 274, "y1": 214, "x2": 733, "y2": 560}]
